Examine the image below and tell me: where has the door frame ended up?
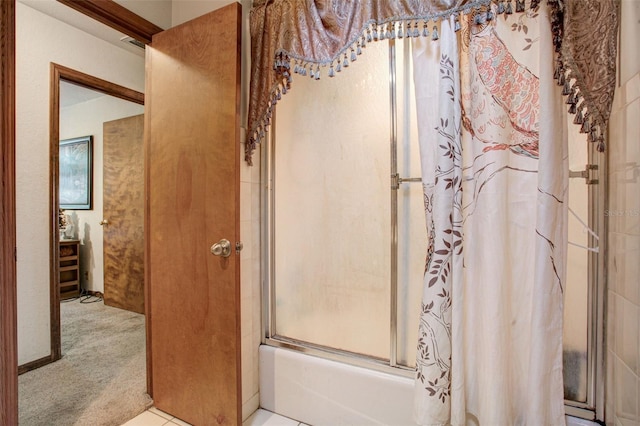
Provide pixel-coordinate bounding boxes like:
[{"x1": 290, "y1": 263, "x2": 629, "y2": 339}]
[
  {"x1": 0, "y1": 1, "x2": 156, "y2": 419},
  {"x1": 1, "y1": 0, "x2": 17, "y2": 424},
  {"x1": 44, "y1": 63, "x2": 144, "y2": 370},
  {"x1": 16, "y1": 64, "x2": 145, "y2": 375}
]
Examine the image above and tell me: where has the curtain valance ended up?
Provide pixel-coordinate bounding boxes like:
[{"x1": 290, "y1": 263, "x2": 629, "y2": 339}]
[{"x1": 247, "y1": 0, "x2": 619, "y2": 165}]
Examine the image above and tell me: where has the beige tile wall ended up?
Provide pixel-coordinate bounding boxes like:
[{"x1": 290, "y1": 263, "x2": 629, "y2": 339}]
[
  {"x1": 605, "y1": 4, "x2": 639, "y2": 424},
  {"x1": 606, "y1": 70, "x2": 640, "y2": 425},
  {"x1": 240, "y1": 137, "x2": 262, "y2": 421}
]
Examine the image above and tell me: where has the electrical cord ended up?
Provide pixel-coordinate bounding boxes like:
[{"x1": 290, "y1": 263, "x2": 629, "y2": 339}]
[
  {"x1": 80, "y1": 293, "x2": 103, "y2": 304},
  {"x1": 79, "y1": 288, "x2": 103, "y2": 303},
  {"x1": 61, "y1": 289, "x2": 104, "y2": 304}
]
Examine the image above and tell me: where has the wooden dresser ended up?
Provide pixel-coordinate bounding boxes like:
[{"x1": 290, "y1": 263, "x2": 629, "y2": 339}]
[{"x1": 59, "y1": 239, "x2": 80, "y2": 299}]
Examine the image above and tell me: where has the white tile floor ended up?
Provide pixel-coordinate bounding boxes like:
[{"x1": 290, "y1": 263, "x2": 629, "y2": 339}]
[{"x1": 121, "y1": 408, "x2": 309, "y2": 426}]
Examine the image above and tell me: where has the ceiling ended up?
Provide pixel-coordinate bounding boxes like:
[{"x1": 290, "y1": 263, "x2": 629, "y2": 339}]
[
  {"x1": 19, "y1": 0, "x2": 171, "y2": 107},
  {"x1": 59, "y1": 81, "x2": 106, "y2": 108},
  {"x1": 18, "y1": 0, "x2": 171, "y2": 58}
]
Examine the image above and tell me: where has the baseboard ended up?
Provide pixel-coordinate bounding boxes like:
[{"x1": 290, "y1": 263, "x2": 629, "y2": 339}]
[
  {"x1": 18, "y1": 354, "x2": 56, "y2": 375},
  {"x1": 242, "y1": 393, "x2": 260, "y2": 422},
  {"x1": 19, "y1": 292, "x2": 103, "y2": 375}
]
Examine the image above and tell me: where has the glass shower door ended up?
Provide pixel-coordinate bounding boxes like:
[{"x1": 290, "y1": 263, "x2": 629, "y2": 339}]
[
  {"x1": 564, "y1": 111, "x2": 606, "y2": 419},
  {"x1": 270, "y1": 37, "x2": 427, "y2": 368},
  {"x1": 271, "y1": 40, "x2": 391, "y2": 360}
]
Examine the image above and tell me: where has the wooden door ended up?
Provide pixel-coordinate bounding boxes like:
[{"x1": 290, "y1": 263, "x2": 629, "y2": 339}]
[
  {"x1": 145, "y1": 3, "x2": 241, "y2": 425},
  {"x1": 103, "y1": 114, "x2": 145, "y2": 314}
]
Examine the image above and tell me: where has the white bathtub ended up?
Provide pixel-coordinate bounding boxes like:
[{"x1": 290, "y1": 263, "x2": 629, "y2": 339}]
[{"x1": 259, "y1": 345, "x2": 598, "y2": 426}]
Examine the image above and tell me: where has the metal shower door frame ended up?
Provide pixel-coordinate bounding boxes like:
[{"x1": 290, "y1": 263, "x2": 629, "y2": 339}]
[{"x1": 260, "y1": 38, "x2": 607, "y2": 423}]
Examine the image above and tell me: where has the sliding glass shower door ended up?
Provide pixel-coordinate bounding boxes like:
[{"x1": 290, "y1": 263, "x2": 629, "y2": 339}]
[
  {"x1": 564, "y1": 110, "x2": 606, "y2": 419},
  {"x1": 264, "y1": 35, "x2": 605, "y2": 419},
  {"x1": 270, "y1": 40, "x2": 392, "y2": 361},
  {"x1": 267, "y1": 38, "x2": 425, "y2": 370}
]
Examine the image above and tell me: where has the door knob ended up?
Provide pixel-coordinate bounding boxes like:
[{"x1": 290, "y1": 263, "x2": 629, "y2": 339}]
[
  {"x1": 210, "y1": 239, "x2": 231, "y2": 257},
  {"x1": 99, "y1": 219, "x2": 109, "y2": 226}
]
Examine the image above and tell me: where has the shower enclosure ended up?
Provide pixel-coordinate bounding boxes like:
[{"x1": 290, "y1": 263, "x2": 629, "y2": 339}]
[{"x1": 262, "y1": 37, "x2": 605, "y2": 421}]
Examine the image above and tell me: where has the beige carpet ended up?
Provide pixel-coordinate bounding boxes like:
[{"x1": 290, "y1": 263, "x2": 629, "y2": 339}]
[{"x1": 18, "y1": 297, "x2": 152, "y2": 426}]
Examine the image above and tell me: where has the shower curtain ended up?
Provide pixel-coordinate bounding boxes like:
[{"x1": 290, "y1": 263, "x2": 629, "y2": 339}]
[
  {"x1": 248, "y1": 1, "x2": 619, "y2": 425},
  {"x1": 412, "y1": 6, "x2": 566, "y2": 425}
]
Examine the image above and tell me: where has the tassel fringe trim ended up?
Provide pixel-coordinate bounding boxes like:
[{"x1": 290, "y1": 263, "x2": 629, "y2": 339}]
[{"x1": 247, "y1": 0, "x2": 603, "y2": 164}]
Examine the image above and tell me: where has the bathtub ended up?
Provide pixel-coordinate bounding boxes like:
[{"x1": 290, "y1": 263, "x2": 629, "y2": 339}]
[{"x1": 259, "y1": 345, "x2": 598, "y2": 426}]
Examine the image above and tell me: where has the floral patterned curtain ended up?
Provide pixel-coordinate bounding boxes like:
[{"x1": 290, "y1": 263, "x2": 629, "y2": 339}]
[
  {"x1": 412, "y1": 4, "x2": 567, "y2": 423},
  {"x1": 248, "y1": 0, "x2": 619, "y2": 165}
]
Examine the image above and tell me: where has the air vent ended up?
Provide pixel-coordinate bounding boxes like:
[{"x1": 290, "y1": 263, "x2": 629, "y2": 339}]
[{"x1": 120, "y1": 36, "x2": 145, "y2": 50}]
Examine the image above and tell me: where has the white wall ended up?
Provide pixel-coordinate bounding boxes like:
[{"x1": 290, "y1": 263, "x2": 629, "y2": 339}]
[
  {"x1": 114, "y1": 0, "x2": 172, "y2": 29},
  {"x1": 605, "y1": 1, "x2": 640, "y2": 424},
  {"x1": 619, "y1": 0, "x2": 640, "y2": 86},
  {"x1": 16, "y1": 2, "x2": 145, "y2": 365},
  {"x1": 60, "y1": 95, "x2": 144, "y2": 294}
]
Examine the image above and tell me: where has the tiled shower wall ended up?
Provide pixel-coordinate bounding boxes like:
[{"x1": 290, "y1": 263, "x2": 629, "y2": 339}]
[
  {"x1": 240, "y1": 138, "x2": 262, "y2": 421},
  {"x1": 607, "y1": 73, "x2": 640, "y2": 425},
  {"x1": 605, "y1": 2, "x2": 640, "y2": 424},
  {"x1": 607, "y1": 72, "x2": 640, "y2": 425}
]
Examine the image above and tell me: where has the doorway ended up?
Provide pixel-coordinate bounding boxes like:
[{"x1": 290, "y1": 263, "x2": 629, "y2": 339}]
[
  {"x1": 16, "y1": 64, "x2": 148, "y2": 424},
  {"x1": 57, "y1": 82, "x2": 145, "y2": 315},
  {"x1": 36, "y1": 64, "x2": 144, "y2": 368},
  {"x1": 1, "y1": 1, "x2": 153, "y2": 423},
  {"x1": 5, "y1": 2, "x2": 245, "y2": 423}
]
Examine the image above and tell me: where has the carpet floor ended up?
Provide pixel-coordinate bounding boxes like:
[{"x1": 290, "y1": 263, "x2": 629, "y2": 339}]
[{"x1": 18, "y1": 297, "x2": 151, "y2": 426}]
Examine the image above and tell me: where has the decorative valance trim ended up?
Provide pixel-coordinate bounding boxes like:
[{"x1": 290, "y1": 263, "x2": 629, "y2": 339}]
[
  {"x1": 247, "y1": 0, "x2": 619, "y2": 164},
  {"x1": 554, "y1": 0, "x2": 619, "y2": 153}
]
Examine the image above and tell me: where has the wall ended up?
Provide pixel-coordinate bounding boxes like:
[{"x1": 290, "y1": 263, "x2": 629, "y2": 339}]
[
  {"x1": 114, "y1": 0, "x2": 172, "y2": 29},
  {"x1": 240, "y1": 141, "x2": 261, "y2": 421},
  {"x1": 59, "y1": 93, "x2": 144, "y2": 293},
  {"x1": 16, "y1": 2, "x2": 145, "y2": 365},
  {"x1": 605, "y1": 0, "x2": 640, "y2": 424}
]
